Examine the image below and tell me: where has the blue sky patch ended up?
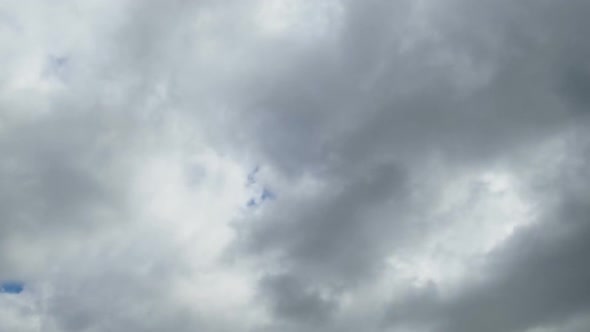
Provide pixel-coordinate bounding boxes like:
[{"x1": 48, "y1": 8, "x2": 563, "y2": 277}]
[
  {"x1": 246, "y1": 187, "x2": 277, "y2": 208},
  {"x1": 0, "y1": 281, "x2": 24, "y2": 294},
  {"x1": 246, "y1": 165, "x2": 260, "y2": 186},
  {"x1": 261, "y1": 188, "x2": 276, "y2": 201}
]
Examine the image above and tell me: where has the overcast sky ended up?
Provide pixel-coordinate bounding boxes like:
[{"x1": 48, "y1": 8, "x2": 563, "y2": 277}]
[{"x1": 1, "y1": 1, "x2": 590, "y2": 331}]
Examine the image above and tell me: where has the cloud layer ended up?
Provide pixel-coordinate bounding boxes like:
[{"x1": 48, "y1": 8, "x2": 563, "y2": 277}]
[{"x1": 1, "y1": 1, "x2": 589, "y2": 331}]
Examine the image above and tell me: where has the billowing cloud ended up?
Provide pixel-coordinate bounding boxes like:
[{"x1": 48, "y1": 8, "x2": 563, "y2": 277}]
[{"x1": 1, "y1": 0, "x2": 589, "y2": 331}]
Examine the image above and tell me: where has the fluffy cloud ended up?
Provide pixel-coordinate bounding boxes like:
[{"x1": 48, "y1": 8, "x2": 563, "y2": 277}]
[{"x1": 1, "y1": 0, "x2": 589, "y2": 331}]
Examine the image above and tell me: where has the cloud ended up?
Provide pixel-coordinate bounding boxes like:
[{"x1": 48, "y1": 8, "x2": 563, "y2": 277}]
[
  {"x1": 1, "y1": 0, "x2": 590, "y2": 331},
  {"x1": 384, "y1": 135, "x2": 590, "y2": 332}
]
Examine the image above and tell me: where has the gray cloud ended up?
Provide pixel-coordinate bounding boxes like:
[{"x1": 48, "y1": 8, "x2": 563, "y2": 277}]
[
  {"x1": 258, "y1": 273, "x2": 337, "y2": 325},
  {"x1": 231, "y1": 0, "x2": 590, "y2": 330},
  {"x1": 384, "y1": 137, "x2": 590, "y2": 332},
  {"x1": 2, "y1": 0, "x2": 590, "y2": 331}
]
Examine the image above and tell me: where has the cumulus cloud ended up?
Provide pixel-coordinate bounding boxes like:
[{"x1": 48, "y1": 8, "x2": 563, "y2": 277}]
[{"x1": 1, "y1": 0, "x2": 589, "y2": 331}]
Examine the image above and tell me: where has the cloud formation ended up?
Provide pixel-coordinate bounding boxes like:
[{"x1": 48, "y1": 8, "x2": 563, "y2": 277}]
[{"x1": 1, "y1": 0, "x2": 589, "y2": 331}]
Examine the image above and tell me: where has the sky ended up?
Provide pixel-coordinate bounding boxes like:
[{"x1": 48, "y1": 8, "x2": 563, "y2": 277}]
[{"x1": 1, "y1": 0, "x2": 590, "y2": 331}]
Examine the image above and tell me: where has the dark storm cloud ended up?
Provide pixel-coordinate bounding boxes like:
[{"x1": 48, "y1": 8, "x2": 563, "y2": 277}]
[
  {"x1": 238, "y1": 0, "x2": 589, "y2": 175},
  {"x1": 259, "y1": 273, "x2": 337, "y2": 325},
  {"x1": 242, "y1": 162, "x2": 407, "y2": 282},
  {"x1": 231, "y1": 0, "x2": 590, "y2": 330},
  {"x1": 384, "y1": 140, "x2": 590, "y2": 332},
  {"x1": 561, "y1": 67, "x2": 590, "y2": 110}
]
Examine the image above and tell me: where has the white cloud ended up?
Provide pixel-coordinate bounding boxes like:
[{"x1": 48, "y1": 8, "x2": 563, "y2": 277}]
[{"x1": 2, "y1": 1, "x2": 590, "y2": 331}]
